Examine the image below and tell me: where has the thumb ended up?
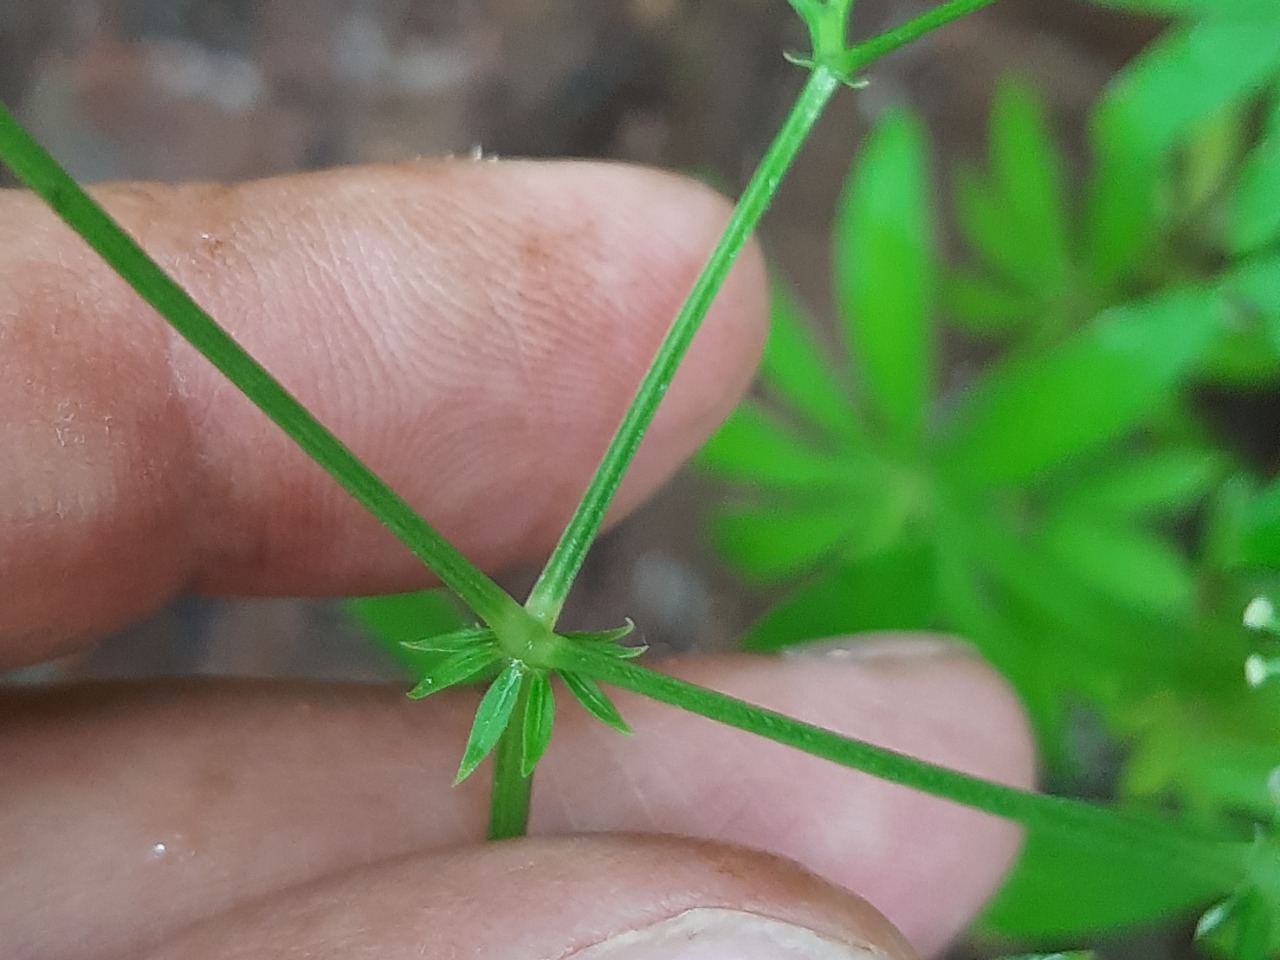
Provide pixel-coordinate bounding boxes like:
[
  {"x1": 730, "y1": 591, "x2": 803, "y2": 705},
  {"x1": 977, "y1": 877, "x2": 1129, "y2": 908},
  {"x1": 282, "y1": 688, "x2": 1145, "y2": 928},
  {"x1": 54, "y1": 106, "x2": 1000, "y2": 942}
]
[{"x1": 146, "y1": 835, "x2": 919, "y2": 960}]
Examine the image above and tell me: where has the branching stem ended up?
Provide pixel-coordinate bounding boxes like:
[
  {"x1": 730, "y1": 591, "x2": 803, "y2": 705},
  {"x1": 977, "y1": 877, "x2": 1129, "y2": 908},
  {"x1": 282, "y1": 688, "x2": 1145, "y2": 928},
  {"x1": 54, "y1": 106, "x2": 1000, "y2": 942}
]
[{"x1": 524, "y1": 65, "x2": 843, "y2": 627}]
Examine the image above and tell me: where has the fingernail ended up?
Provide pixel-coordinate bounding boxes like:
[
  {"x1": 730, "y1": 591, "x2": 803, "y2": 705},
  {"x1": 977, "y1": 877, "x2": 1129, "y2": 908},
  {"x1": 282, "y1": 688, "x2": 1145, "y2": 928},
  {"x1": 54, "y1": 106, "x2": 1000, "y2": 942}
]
[
  {"x1": 565, "y1": 907, "x2": 880, "y2": 960},
  {"x1": 783, "y1": 632, "x2": 974, "y2": 666}
]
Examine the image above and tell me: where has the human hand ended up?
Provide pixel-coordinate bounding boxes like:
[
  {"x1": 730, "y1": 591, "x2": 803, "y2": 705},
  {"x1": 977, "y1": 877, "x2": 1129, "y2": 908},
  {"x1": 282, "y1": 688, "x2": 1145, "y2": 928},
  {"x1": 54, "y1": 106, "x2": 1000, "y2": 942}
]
[{"x1": 0, "y1": 161, "x2": 1034, "y2": 960}]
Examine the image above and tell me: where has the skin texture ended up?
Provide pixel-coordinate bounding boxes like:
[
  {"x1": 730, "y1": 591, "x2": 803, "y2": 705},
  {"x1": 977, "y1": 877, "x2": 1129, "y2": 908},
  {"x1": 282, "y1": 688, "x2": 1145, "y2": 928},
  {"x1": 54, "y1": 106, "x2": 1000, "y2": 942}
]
[{"x1": 0, "y1": 160, "x2": 1037, "y2": 960}]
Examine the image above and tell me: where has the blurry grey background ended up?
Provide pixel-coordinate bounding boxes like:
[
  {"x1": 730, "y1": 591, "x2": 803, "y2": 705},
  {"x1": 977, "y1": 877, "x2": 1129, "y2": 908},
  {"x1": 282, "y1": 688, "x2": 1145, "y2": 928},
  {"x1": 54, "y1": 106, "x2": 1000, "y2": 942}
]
[{"x1": 0, "y1": 0, "x2": 1158, "y2": 684}]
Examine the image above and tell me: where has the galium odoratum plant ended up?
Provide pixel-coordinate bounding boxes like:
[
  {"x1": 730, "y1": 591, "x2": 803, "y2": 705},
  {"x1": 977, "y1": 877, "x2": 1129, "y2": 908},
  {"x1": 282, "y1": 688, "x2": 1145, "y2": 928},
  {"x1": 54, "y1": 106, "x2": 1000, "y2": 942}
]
[{"x1": 1, "y1": 0, "x2": 1276, "y2": 953}]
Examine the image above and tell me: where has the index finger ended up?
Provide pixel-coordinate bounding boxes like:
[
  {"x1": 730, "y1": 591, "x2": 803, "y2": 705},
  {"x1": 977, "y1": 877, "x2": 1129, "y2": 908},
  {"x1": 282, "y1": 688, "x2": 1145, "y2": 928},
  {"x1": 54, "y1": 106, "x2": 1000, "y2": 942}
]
[{"x1": 0, "y1": 160, "x2": 766, "y2": 668}]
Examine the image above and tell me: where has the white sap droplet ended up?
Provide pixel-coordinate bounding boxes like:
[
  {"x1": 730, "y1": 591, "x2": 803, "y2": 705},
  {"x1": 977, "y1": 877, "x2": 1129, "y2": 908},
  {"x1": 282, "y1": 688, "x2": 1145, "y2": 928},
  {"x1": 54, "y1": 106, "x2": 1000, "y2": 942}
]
[{"x1": 150, "y1": 842, "x2": 168, "y2": 860}]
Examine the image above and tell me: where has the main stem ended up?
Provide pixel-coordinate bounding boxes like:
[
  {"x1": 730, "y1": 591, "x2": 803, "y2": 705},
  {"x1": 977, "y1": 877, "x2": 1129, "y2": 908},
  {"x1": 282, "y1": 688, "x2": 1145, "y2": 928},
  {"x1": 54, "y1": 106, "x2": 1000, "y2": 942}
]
[
  {"x1": 488, "y1": 678, "x2": 533, "y2": 839},
  {"x1": 523, "y1": 65, "x2": 843, "y2": 628}
]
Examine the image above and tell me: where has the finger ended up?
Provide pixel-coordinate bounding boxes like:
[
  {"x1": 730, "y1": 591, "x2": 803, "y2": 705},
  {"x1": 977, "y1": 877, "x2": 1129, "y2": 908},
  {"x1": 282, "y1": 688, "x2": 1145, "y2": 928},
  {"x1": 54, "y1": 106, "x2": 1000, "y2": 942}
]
[
  {"x1": 0, "y1": 641, "x2": 1034, "y2": 960},
  {"x1": 0, "y1": 161, "x2": 766, "y2": 666},
  {"x1": 146, "y1": 835, "x2": 915, "y2": 960}
]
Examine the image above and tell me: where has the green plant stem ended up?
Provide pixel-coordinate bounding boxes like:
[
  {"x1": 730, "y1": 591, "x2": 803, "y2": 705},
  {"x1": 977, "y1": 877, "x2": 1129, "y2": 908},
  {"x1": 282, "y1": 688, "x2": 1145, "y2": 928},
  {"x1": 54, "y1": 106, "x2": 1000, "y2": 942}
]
[
  {"x1": 524, "y1": 66, "x2": 843, "y2": 627},
  {"x1": 554, "y1": 645, "x2": 1247, "y2": 890},
  {"x1": 488, "y1": 677, "x2": 534, "y2": 839},
  {"x1": 836, "y1": 0, "x2": 1001, "y2": 76},
  {"x1": 0, "y1": 101, "x2": 525, "y2": 635}
]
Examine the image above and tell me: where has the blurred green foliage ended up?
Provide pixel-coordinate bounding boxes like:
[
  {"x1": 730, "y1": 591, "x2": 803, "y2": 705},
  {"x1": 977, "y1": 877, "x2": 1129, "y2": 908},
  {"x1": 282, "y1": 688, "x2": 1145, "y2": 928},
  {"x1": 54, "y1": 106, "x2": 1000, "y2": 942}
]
[{"x1": 700, "y1": 0, "x2": 1280, "y2": 950}]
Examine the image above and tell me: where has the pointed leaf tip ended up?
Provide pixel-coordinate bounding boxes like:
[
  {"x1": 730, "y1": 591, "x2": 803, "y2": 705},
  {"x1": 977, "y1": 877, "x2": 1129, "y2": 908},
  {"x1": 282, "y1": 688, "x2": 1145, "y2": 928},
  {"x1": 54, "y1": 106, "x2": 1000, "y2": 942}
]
[
  {"x1": 454, "y1": 662, "x2": 524, "y2": 783},
  {"x1": 558, "y1": 670, "x2": 631, "y2": 735},
  {"x1": 520, "y1": 670, "x2": 556, "y2": 777},
  {"x1": 406, "y1": 645, "x2": 501, "y2": 700},
  {"x1": 400, "y1": 625, "x2": 495, "y2": 653}
]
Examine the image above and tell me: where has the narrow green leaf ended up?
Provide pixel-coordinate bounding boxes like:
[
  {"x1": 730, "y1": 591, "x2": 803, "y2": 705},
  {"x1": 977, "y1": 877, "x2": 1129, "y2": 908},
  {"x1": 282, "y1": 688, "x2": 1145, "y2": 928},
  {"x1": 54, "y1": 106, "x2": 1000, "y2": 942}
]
[
  {"x1": 455, "y1": 662, "x2": 524, "y2": 783},
  {"x1": 344, "y1": 589, "x2": 466, "y2": 674},
  {"x1": 346, "y1": 590, "x2": 466, "y2": 646},
  {"x1": 1122, "y1": 699, "x2": 1280, "y2": 823},
  {"x1": 1239, "y1": 476, "x2": 1280, "y2": 566},
  {"x1": 954, "y1": 165, "x2": 1037, "y2": 292},
  {"x1": 989, "y1": 76, "x2": 1071, "y2": 293},
  {"x1": 1089, "y1": 0, "x2": 1208, "y2": 12},
  {"x1": 1055, "y1": 449, "x2": 1225, "y2": 517},
  {"x1": 942, "y1": 284, "x2": 1225, "y2": 488},
  {"x1": 1040, "y1": 515, "x2": 1197, "y2": 621},
  {"x1": 740, "y1": 545, "x2": 936, "y2": 651},
  {"x1": 761, "y1": 282, "x2": 860, "y2": 440},
  {"x1": 833, "y1": 0, "x2": 1009, "y2": 80},
  {"x1": 400, "y1": 626, "x2": 494, "y2": 653},
  {"x1": 1205, "y1": 474, "x2": 1262, "y2": 569},
  {"x1": 982, "y1": 818, "x2": 1237, "y2": 935},
  {"x1": 835, "y1": 107, "x2": 934, "y2": 452},
  {"x1": 931, "y1": 530, "x2": 1065, "y2": 745},
  {"x1": 1096, "y1": 13, "x2": 1280, "y2": 161},
  {"x1": 1229, "y1": 89, "x2": 1280, "y2": 255},
  {"x1": 1234, "y1": 889, "x2": 1276, "y2": 960},
  {"x1": 1082, "y1": 134, "x2": 1161, "y2": 296},
  {"x1": 558, "y1": 670, "x2": 631, "y2": 734},
  {"x1": 711, "y1": 500, "x2": 856, "y2": 583},
  {"x1": 710, "y1": 489, "x2": 901, "y2": 584},
  {"x1": 562, "y1": 623, "x2": 648, "y2": 659},
  {"x1": 1225, "y1": 253, "x2": 1280, "y2": 357},
  {"x1": 407, "y1": 646, "x2": 501, "y2": 700},
  {"x1": 942, "y1": 271, "x2": 1038, "y2": 336},
  {"x1": 1177, "y1": 105, "x2": 1251, "y2": 218},
  {"x1": 520, "y1": 671, "x2": 555, "y2": 777},
  {"x1": 698, "y1": 405, "x2": 853, "y2": 488},
  {"x1": 562, "y1": 621, "x2": 636, "y2": 645},
  {"x1": 594, "y1": 644, "x2": 649, "y2": 660},
  {"x1": 1195, "y1": 887, "x2": 1278, "y2": 960},
  {"x1": 1196, "y1": 252, "x2": 1280, "y2": 381}
]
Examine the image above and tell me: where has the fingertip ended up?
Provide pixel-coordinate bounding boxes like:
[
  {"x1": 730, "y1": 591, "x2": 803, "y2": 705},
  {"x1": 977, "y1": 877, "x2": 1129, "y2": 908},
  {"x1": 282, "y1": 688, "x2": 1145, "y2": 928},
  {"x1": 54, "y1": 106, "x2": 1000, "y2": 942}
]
[
  {"x1": 145, "y1": 836, "x2": 916, "y2": 960},
  {"x1": 536, "y1": 643, "x2": 1036, "y2": 956}
]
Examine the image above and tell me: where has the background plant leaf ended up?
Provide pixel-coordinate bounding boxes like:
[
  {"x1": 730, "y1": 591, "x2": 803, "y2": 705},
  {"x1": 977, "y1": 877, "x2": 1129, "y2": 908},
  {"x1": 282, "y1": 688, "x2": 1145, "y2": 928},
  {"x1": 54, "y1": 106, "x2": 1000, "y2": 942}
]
[
  {"x1": 761, "y1": 281, "x2": 861, "y2": 440},
  {"x1": 943, "y1": 271, "x2": 1038, "y2": 337},
  {"x1": 1053, "y1": 449, "x2": 1225, "y2": 517},
  {"x1": 1094, "y1": 12, "x2": 1280, "y2": 161},
  {"x1": 988, "y1": 76, "x2": 1071, "y2": 296},
  {"x1": 1237, "y1": 476, "x2": 1280, "y2": 566},
  {"x1": 740, "y1": 545, "x2": 937, "y2": 650},
  {"x1": 1039, "y1": 514, "x2": 1197, "y2": 621},
  {"x1": 344, "y1": 590, "x2": 467, "y2": 674},
  {"x1": 982, "y1": 824, "x2": 1245, "y2": 936},
  {"x1": 834, "y1": 107, "x2": 934, "y2": 453},
  {"x1": 698, "y1": 404, "x2": 854, "y2": 488},
  {"x1": 941, "y1": 284, "x2": 1224, "y2": 488},
  {"x1": 1228, "y1": 87, "x2": 1280, "y2": 255}
]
